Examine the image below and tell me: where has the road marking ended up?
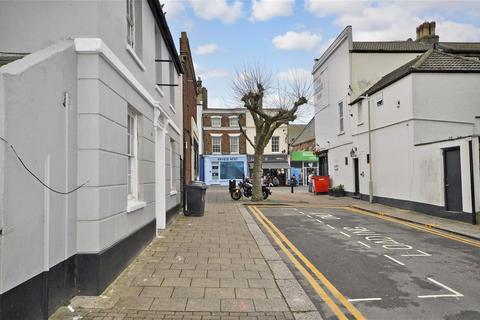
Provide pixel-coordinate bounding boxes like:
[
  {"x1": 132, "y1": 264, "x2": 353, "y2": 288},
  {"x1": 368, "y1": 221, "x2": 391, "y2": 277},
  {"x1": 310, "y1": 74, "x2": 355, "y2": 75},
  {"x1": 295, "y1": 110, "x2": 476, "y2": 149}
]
[
  {"x1": 315, "y1": 219, "x2": 324, "y2": 224},
  {"x1": 307, "y1": 214, "x2": 313, "y2": 218},
  {"x1": 358, "y1": 241, "x2": 371, "y2": 248},
  {"x1": 418, "y1": 278, "x2": 464, "y2": 299},
  {"x1": 339, "y1": 232, "x2": 351, "y2": 238},
  {"x1": 401, "y1": 250, "x2": 431, "y2": 257},
  {"x1": 248, "y1": 207, "x2": 350, "y2": 320},
  {"x1": 250, "y1": 206, "x2": 365, "y2": 320},
  {"x1": 346, "y1": 207, "x2": 480, "y2": 248},
  {"x1": 348, "y1": 298, "x2": 382, "y2": 302},
  {"x1": 299, "y1": 212, "x2": 305, "y2": 214},
  {"x1": 293, "y1": 208, "x2": 299, "y2": 211},
  {"x1": 326, "y1": 224, "x2": 336, "y2": 230},
  {"x1": 384, "y1": 254, "x2": 405, "y2": 266}
]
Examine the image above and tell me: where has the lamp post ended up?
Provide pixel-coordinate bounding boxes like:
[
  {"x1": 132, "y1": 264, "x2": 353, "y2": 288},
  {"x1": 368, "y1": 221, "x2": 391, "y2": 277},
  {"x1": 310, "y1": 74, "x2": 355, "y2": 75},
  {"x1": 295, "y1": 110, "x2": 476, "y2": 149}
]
[{"x1": 359, "y1": 94, "x2": 373, "y2": 203}]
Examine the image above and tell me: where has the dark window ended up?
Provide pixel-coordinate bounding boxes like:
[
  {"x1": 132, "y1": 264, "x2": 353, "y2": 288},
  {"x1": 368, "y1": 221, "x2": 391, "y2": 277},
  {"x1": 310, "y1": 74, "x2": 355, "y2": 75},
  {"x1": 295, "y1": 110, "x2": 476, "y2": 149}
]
[
  {"x1": 367, "y1": 154, "x2": 370, "y2": 164},
  {"x1": 345, "y1": 157, "x2": 348, "y2": 165}
]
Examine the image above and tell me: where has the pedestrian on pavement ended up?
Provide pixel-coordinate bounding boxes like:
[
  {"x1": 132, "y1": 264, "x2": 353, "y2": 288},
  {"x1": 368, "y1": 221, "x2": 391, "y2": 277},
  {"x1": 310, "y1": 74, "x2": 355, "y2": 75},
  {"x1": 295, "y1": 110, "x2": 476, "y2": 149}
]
[
  {"x1": 291, "y1": 174, "x2": 297, "y2": 193},
  {"x1": 308, "y1": 173, "x2": 314, "y2": 193}
]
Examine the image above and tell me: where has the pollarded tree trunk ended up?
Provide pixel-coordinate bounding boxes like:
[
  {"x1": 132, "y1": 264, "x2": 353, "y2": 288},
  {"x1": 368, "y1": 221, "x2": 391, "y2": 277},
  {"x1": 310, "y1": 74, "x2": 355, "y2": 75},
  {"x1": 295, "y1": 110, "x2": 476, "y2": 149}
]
[{"x1": 251, "y1": 149, "x2": 264, "y2": 201}]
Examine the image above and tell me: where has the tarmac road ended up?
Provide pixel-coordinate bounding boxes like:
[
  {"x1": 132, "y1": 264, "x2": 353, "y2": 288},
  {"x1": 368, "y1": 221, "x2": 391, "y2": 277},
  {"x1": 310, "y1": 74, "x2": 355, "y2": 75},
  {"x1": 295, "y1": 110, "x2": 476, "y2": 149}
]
[{"x1": 250, "y1": 205, "x2": 480, "y2": 320}]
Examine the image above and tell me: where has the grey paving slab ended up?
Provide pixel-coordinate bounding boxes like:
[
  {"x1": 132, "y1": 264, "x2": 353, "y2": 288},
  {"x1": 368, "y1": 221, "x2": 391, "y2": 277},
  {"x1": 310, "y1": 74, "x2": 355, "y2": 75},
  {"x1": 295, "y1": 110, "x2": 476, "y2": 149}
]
[
  {"x1": 221, "y1": 299, "x2": 255, "y2": 312},
  {"x1": 205, "y1": 287, "x2": 236, "y2": 299},
  {"x1": 235, "y1": 288, "x2": 267, "y2": 299},
  {"x1": 140, "y1": 286, "x2": 174, "y2": 298},
  {"x1": 150, "y1": 298, "x2": 187, "y2": 311},
  {"x1": 115, "y1": 296, "x2": 154, "y2": 310},
  {"x1": 172, "y1": 287, "x2": 205, "y2": 298},
  {"x1": 253, "y1": 298, "x2": 289, "y2": 312},
  {"x1": 186, "y1": 299, "x2": 221, "y2": 312}
]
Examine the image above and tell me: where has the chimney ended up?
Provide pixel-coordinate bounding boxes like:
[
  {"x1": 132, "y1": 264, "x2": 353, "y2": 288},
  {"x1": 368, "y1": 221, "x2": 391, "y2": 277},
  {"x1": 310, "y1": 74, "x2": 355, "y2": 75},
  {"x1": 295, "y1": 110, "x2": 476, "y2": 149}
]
[{"x1": 415, "y1": 21, "x2": 439, "y2": 44}]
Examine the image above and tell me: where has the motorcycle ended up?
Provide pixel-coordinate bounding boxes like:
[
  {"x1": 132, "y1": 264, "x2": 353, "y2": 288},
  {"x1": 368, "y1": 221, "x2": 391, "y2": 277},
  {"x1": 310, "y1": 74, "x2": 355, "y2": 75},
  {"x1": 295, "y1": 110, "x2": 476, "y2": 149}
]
[{"x1": 229, "y1": 179, "x2": 271, "y2": 201}]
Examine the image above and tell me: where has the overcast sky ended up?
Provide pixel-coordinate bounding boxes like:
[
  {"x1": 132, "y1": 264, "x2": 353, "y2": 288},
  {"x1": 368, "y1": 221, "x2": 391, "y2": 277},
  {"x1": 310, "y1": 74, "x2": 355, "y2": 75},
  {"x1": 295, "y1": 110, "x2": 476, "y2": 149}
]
[{"x1": 163, "y1": 0, "x2": 480, "y2": 122}]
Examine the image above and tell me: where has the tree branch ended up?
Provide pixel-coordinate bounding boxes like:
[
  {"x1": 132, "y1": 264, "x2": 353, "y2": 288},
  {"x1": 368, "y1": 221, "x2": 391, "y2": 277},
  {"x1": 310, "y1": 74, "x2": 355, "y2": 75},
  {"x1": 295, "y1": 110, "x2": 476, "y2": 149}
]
[{"x1": 238, "y1": 121, "x2": 255, "y2": 150}]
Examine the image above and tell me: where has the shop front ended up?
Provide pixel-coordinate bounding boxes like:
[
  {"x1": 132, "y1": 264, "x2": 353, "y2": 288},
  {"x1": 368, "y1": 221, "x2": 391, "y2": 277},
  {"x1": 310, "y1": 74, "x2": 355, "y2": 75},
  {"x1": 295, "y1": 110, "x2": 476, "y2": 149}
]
[
  {"x1": 248, "y1": 154, "x2": 289, "y2": 186},
  {"x1": 203, "y1": 155, "x2": 248, "y2": 185},
  {"x1": 290, "y1": 151, "x2": 318, "y2": 185}
]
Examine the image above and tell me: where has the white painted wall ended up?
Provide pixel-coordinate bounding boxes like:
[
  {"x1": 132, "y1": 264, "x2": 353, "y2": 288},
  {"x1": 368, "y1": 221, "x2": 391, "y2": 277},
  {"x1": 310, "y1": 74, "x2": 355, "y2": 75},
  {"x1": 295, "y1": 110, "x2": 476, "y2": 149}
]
[
  {"x1": 0, "y1": 0, "x2": 184, "y2": 296},
  {"x1": 0, "y1": 41, "x2": 78, "y2": 294},
  {"x1": 245, "y1": 112, "x2": 288, "y2": 155},
  {"x1": 350, "y1": 52, "x2": 421, "y2": 98}
]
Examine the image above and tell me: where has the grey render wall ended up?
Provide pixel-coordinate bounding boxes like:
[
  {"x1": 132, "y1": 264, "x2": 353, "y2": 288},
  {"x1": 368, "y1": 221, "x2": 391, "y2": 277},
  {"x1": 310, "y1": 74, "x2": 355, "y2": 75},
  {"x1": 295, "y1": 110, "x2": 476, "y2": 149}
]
[{"x1": 0, "y1": 41, "x2": 78, "y2": 296}]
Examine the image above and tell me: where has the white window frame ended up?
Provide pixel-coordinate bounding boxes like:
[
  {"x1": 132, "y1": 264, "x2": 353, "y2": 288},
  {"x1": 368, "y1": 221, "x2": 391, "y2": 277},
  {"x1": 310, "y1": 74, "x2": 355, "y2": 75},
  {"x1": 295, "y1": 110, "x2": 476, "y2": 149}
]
[
  {"x1": 271, "y1": 136, "x2": 280, "y2": 153},
  {"x1": 170, "y1": 138, "x2": 176, "y2": 193},
  {"x1": 126, "y1": 0, "x2": 135, "y2": 49},
  {"x1": 338, "y1": 101, "x2": 344, "y2": 133},
  {"x1": 229, "y1": 134, "x2": 240, "y2": 154},
  {"x1": 229, "y1": 116, "x2": 239, "y2": 127},
  {"x1": 376, "y1": 92, "x2": 384, "y2": 107},
  {"x1": 211, "y1": 116, "x2": 221, "y2": 128},
  {"x1": 211, "y1": 134, "x2": 222, "y2": 154},
  {"x1": 126, "y1": 110, "x2": 146, "y2": 213},
  {"x1": 357, "y1": 100, "x2": 364, "y2": 125},
  {"x1": 127, "y1": 111, "x2": 138, "y2": 200}
]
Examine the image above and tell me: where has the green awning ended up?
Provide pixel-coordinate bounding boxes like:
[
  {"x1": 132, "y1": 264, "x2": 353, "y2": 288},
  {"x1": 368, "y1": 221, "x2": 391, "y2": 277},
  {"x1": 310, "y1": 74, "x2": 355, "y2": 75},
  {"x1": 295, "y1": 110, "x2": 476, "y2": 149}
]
[{"x1": 290, "y1": 151, "x2": 318, "y2": 162}]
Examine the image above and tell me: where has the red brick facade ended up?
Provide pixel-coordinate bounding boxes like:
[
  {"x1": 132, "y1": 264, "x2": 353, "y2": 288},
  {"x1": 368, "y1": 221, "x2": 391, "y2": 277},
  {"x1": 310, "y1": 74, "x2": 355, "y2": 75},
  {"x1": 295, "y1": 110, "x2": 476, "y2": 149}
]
[
  {"x1": 180, "y1": 32, "x2": 201, "y2": 184},
  {"x1": 202, "y1": 111, "x2": 247, "y2": 155}
]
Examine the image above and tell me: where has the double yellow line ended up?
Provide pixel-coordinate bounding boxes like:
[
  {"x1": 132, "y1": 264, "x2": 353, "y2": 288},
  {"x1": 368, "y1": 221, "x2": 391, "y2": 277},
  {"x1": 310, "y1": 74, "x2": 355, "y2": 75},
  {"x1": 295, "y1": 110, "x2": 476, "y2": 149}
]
[{"x1": 249, "y1": 205, "x2": 365, "y2": 320}]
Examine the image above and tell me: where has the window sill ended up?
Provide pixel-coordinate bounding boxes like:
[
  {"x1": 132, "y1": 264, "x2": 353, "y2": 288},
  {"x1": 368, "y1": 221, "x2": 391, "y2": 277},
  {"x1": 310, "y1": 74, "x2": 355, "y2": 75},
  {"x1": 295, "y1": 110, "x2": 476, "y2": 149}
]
[
  {"x1": 357, "y1": 122, "x2": 364, "y2": 126},
  {"x1": 212, "y1": 152, "x2": 222, "y2": 155},
  {"x1": 155, "y1": 85, "x2": 165, "y2": 97},
  {"x1": 169, "y1": 190, "x2": 178, "y2": 196},
  {"x1": 169, "y1": 103, "x2": 176, "y2": 114},
  {"x1": 127, "y1": 199, "x2": 147, "y2": 213},
  {"x1": 230, "y1": 152, "x2": 239, "y2": 155},
  {"x1": 338, "y1": 131, "x2": 345, "y2": 136},
  {"x1": 126, "y1": 44, "x2": 146, "y2": 72}
]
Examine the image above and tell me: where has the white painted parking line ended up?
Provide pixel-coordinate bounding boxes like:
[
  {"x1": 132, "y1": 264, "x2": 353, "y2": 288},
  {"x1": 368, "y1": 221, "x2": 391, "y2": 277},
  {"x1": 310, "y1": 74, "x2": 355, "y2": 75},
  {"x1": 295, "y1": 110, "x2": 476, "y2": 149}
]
[
  {"x1": 418, "y1": 278, "x2": 464, "y2": 299},
  {"x1": 293, "y1": 208, "x2": 299, "y2": 211},
  {"x1": 384, "y1": 254, "x2": 405, "y2": 266},
  {"x1": 401, "y1": 250, "x2": 431, "y2": 257},
  {"x1": 315, "y1": 219, "x2": 324, "y2": 224},
  {"x1": 326, "y1": 224, "x2": 336, "y2": 230},
  {"x1": 358, "y1": 241, "x2": 371, "y2": 248},
  {"x1": 299, "y1": 211, "x2": 305, "y2": 214},
  {"x1": 306, "y1": 214, "x2": 313, "y2": 218},
  {"x1": 348, "y1": 298, "x2": 382, "y2": 302},
  {"x1": 340, "y1": 232, "x2": 351, "y2": 238}
]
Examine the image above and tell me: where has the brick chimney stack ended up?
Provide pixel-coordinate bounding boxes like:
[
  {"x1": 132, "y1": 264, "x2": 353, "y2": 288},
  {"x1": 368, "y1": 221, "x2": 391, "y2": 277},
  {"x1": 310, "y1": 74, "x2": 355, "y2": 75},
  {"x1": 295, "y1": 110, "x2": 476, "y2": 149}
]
[{"x1": 415, "y1": 21, "x2": 439, "y2": 44}]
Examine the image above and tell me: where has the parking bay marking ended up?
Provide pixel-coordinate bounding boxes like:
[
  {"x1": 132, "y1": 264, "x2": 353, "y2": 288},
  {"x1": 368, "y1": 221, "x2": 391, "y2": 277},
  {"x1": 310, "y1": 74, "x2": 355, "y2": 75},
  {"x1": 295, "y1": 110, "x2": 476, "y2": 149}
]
[
  {"x1": 358, "y1": 241, "x2": 371, "y2": 248},
  {"x1": 418, "y1": 278, "x2": 463, "y2": 299},
  {"x1": 384, "y1": 254, "x2": 405, "y2": 266},
  {"x1": 340, "y1": 231, "x2": 351, "y2": 238},
  {"x1": 348, "y1": 298, "x2": 382, "y2": 302}
]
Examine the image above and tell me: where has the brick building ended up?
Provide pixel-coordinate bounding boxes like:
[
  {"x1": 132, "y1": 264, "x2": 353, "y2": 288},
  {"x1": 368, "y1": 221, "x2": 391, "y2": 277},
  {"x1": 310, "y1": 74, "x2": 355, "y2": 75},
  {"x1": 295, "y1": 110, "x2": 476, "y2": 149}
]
[
  {"x1": 180, "y1": 32, "x2": 201, "y2": 184},
  {"x1": 202, "y1": 108, "x2": 248, "y2": 185}
]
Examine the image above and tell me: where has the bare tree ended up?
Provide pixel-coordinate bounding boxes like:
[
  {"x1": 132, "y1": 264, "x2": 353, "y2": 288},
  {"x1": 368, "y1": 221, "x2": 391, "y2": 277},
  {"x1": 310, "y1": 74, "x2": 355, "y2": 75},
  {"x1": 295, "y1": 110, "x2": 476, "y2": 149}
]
[{"x1": 232, "y1": 65, "x2": 310, "y2": 201}]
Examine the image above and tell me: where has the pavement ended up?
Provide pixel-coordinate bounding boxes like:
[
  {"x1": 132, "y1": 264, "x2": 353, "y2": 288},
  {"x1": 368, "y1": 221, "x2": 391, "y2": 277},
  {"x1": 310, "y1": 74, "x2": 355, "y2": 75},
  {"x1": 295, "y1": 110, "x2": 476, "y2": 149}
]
[
  {"x1": 268, "y1": 186, "x2": 480, "y2": 241},
  {"x1": 50, "y1": 188, "x2": 322, "y2": 320}
]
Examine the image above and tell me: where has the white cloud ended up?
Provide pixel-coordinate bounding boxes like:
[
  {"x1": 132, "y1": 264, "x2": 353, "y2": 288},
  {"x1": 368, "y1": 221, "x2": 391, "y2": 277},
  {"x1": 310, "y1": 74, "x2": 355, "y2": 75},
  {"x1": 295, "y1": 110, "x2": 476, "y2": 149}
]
[
  {"x1": 198, "y1": 68, "x2": 230, "y2": 80},
  {"x1": 305, "y1": 0, "x2": 369, "y2": 17},
  {"x1": 161, "y1": 0, "x2": 186, "y2": 18},
  {"x1": 251, "y1": 0, "x2": 295, "y2": 21},
  {"x1": 306, "y1": 1, "x2": 480, "y2": 42},
  {"x1": 189, "y1": 0, "x2": 243, "y2": 24},
  {"x1": 195, "y1": 43, "x2": 220, "y2": 55},
  {"x1": 436, "y1": 20, "x2": 480, "y2": 42},
  {"x1": 278, "y1": 68, "x2": 311, "y2": 82},
  {"x1": 273, "y1": 31, "x2": 321, "y2": 50}
]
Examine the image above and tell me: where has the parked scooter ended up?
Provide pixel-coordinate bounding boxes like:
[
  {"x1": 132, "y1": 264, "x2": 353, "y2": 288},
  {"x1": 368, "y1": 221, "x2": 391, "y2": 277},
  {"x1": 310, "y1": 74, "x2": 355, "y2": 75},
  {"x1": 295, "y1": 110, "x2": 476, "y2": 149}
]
[{"x1": 229, "y1": 178, "x2": 271, "y2": 200}]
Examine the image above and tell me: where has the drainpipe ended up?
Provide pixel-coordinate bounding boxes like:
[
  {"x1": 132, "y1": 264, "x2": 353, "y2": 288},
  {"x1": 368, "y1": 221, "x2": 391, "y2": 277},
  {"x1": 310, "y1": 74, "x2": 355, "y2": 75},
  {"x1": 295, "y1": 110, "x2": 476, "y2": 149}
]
[
  {"x1": 469, "y1": 139, "x2": 477, "y2": 225},
  {"x1": 367, "y1": 95, "x2": 373, "y2": 203}
]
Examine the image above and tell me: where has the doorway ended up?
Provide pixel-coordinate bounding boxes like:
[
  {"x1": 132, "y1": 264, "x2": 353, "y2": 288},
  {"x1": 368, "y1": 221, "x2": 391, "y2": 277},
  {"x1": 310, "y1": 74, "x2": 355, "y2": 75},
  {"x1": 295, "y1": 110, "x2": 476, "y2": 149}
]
[
  {"x1": 444, "y1": 147, "x2": 463, "y2": 212},
  {"x1": 353, "y1": 158, "x2": 360, "y2": 196},
  {"x1": 211, "y1": 161, "x2": 219, "y2": 182}
]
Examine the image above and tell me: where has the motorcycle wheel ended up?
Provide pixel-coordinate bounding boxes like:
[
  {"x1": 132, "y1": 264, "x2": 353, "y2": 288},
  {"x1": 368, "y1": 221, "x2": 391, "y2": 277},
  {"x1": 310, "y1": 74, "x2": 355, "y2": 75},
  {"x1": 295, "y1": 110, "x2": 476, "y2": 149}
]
[
  {"x1": 262, "y1": 190, "x2": 269, "y2": 200},
  {"x1": 231, "y1": 190, "x2": 242, "y2": 201}
]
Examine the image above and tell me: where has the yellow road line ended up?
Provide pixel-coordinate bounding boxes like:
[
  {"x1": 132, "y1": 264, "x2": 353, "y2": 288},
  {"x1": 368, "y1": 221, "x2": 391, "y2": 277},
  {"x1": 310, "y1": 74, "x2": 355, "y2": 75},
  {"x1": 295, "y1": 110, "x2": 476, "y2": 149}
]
[
  {"x1": 346, "y1": 207, "x2": 480, "y2": 248},
  {"x1": 248, "y1": 207, "x2": 349, "y2": 320},
  {"x1": 251, "y1": 206, "x2": 366, "y2": 320}
]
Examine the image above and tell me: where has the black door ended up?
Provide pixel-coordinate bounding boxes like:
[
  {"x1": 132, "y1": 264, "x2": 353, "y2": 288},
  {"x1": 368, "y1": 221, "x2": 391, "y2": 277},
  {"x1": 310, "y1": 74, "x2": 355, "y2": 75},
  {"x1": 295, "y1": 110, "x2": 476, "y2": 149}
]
[
  {"x1": 444, "y1": 148, "x2": 463, "y2": 212},
  {"x1": 318, "y1": 153, "x2": 328, "y2": 176},
  {"x1": 354, "y1": 158, "x2": 360, "y2": 196}
]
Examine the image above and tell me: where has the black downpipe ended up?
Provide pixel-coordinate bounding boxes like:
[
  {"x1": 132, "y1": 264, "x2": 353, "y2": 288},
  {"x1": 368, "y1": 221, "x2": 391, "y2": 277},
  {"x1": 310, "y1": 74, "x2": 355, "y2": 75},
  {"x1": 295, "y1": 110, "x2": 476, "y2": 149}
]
[{"x1": 469, "y1": 140, "x2": 477, "y2": 225}]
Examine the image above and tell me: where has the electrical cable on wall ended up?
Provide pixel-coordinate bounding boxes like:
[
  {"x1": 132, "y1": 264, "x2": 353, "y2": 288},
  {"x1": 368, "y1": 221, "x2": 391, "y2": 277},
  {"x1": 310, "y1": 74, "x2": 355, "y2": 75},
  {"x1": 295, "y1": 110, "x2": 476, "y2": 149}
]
[{"x1": 0, "y1": 136, "x2": 88, "y2": 195}]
